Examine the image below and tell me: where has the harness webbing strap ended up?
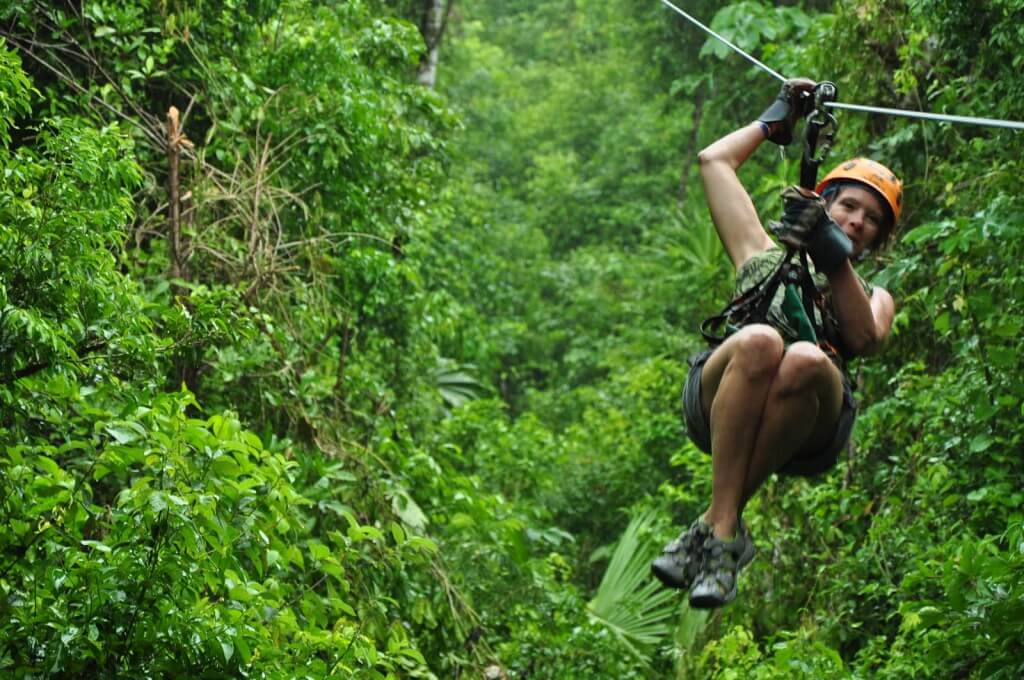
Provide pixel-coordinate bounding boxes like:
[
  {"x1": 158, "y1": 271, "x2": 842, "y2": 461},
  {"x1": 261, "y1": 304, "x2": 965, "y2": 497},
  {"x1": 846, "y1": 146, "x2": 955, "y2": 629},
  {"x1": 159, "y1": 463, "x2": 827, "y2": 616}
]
[
  {"x1": 699, "y1": 256, "x2": 789, "y2": 345},
  {"x1": 798, "y1": 251, "x2": 818, "y2": 328},
  {"x1": 782, "y1": 283, "x2": 816, "y2": 343},
  {"x1": 699, "y1": 249, "x2": 847, "y2": 369}
]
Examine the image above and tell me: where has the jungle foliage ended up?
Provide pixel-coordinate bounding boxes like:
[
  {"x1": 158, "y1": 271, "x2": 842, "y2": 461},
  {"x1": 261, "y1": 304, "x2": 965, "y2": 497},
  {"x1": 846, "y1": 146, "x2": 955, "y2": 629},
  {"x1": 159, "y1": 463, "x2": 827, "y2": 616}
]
[{"x1": 0, "y1": 0, "x2": 1022, "y2": 678}]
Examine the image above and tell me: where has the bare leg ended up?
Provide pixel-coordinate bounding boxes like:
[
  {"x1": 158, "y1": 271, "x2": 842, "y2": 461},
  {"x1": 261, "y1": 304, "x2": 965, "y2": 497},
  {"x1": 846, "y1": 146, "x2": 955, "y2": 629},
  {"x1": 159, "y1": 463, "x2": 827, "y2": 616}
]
[
  {"x1": 697, "y1": 334, "x2": 845, "y2": 540},
  {"x1": 739, "y1": 344, "x2": 844, "y2": 508},
  {"x1": 697, "y1": 325, "x2": 784, "y2": 539}
]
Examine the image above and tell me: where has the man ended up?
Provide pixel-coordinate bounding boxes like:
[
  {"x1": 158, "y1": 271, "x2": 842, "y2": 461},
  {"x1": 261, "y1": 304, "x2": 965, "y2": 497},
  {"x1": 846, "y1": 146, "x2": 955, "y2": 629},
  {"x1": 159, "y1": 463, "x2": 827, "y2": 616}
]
[{"x1": 652, "y1": 79, "x2": 904, "y2": 609}]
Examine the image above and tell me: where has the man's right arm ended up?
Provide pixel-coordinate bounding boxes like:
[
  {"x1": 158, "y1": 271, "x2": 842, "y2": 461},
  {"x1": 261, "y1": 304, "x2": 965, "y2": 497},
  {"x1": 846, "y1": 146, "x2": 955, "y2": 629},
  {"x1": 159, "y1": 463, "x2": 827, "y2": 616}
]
[
  {"x1": 698, "y1": 79, "x2": 816, "y2": 270},
  {"x1": 698, "y1": 122, "x2": 776, "y2": 270}
]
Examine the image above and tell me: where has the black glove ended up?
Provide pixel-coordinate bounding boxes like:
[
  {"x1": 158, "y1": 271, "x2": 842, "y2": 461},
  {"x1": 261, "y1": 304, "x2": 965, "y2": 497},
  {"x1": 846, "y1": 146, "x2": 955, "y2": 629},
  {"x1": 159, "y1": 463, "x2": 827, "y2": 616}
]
[
  {"x1": 758, "y1": 79, "x2": 815, "y2": 146},
  {"x1": 769, "y1": 186, "x2": 853, "y2": 275}
]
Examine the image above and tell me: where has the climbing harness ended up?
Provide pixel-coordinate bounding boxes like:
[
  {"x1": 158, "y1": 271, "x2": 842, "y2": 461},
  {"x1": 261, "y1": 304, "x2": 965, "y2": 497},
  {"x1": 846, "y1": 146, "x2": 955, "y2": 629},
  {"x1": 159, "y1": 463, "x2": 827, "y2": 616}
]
[
  {"x1": 656, "y1": 0, "x2": 1024, "y2": 132},
  {"x1": 698, "y1": 247, "x2": 846, "y2": 361}
]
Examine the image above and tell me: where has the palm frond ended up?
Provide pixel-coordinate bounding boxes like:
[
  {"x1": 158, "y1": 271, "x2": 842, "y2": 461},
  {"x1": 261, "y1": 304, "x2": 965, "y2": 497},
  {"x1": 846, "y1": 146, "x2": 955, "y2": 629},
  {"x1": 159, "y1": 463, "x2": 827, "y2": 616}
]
[
  {"x1": 587, "y1": 511, "x2": 680, "y2": 662},
  {"x1": 434, "y1": 360, "x2": 486, "y2": 411},
  {"x1": 673, "y1": 208, "x2": 729, "y2": 275}
]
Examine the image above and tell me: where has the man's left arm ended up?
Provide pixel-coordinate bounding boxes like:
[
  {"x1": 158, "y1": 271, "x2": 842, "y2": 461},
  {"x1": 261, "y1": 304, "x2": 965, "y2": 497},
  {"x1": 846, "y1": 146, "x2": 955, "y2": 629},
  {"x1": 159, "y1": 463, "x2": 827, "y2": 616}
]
[{"x1": 829, "y1": 264, "x2": 895, "y2": 356}]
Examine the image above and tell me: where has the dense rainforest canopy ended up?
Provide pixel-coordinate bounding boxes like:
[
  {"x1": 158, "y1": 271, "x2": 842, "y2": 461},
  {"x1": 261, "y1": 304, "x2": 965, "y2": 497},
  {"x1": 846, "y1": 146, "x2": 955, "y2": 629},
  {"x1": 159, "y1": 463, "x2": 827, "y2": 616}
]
[{"x1": 0, "y1": 0, "x2": 1022, "y2": 677}]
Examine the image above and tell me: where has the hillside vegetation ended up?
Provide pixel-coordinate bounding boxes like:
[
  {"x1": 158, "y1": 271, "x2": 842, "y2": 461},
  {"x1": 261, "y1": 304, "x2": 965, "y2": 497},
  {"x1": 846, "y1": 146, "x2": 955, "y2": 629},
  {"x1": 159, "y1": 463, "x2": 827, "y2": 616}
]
[{"x1": 0, "y1": 0, "x2": 1022, "y2": 677}]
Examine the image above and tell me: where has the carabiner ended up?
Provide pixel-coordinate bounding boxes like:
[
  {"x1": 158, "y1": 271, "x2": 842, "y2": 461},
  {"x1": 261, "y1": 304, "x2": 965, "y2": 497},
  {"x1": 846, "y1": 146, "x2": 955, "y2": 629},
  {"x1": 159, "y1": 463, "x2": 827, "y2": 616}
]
[{"x1": 800, "y1": 82, "x2": 840, "y2": 190}]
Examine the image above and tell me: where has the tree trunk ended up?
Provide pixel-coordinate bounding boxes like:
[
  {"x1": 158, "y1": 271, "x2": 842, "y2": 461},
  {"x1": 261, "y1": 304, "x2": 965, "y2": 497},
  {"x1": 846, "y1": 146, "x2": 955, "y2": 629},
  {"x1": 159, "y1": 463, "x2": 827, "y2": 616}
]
[
  {"x1": 167, "y1": 106, "x2": 184, "y2": 285},
  {"x1": 417, "y1": 0, "x2": 454, "y2": 89},
  {"x1": 167, "y1": 107, "x2": 200, "y2": 395}
]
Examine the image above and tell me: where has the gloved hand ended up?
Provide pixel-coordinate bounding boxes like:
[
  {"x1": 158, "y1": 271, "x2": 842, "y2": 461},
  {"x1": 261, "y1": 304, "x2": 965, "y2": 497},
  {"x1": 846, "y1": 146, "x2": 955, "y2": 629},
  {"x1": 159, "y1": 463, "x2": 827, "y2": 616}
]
[
  {"x1": 758, "y1": 78, "x2": 816, "y2": 146},
  {"x1": 769, "y1": 186, "x2": 853, "y2": 275}
]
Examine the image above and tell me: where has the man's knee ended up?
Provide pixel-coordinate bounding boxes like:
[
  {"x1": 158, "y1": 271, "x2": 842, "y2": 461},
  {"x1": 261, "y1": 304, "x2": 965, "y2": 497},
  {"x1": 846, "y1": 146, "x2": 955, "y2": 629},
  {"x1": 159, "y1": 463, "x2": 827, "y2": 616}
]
[
  {"x1": 729, "y1": 325, "x2": 785, "y2": 380},
  {"x1": 775, "y1": 343, "x2": 836, "y2": 397}
]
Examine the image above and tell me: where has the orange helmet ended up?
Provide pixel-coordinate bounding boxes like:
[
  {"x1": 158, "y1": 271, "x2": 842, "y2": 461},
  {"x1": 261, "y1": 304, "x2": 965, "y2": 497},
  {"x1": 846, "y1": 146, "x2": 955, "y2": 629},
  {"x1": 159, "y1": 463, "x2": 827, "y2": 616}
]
[{"x1": 816, "y1": 158, "x2": 903, "y2": 237}]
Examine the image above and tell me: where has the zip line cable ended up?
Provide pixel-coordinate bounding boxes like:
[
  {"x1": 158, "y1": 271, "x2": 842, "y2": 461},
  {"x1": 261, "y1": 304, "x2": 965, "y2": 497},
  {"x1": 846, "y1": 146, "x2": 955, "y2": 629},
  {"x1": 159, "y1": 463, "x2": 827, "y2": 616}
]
[
  {"x1": 656, "y1": 0, "x2": 786, "y2": 82},
  {"x1": 826, "y1": 101, "x2": 1024, "y2": 131},
  {"x1": 657, "y1": 0, "x2": 1024, "y2": 132}
]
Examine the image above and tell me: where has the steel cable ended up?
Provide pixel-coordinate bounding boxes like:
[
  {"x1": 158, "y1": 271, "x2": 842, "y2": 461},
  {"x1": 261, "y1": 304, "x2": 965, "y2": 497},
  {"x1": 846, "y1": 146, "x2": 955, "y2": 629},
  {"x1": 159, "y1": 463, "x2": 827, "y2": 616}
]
[{"x1": 657, "y1": 0, "x2": 1024, "y2": 131}]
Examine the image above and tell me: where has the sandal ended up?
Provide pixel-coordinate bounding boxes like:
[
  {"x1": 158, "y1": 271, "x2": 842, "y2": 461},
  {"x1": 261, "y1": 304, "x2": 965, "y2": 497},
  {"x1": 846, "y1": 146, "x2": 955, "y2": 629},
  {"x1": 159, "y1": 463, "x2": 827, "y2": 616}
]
[
  {"x1": 650, "y1": 519, "x2": 713, "y2": 589},
  {"x1": 688, "y1": 519, "x2": 755, "y2": 609}
]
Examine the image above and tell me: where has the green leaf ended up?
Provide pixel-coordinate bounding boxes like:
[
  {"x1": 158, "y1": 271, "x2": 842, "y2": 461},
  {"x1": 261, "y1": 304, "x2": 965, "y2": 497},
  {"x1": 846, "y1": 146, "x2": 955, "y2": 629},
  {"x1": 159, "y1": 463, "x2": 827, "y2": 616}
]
[
  {"x1": 389, "y1": 521, "x2": 405, "y2": 544},
  {"x1": 61, "y1": 626, "x2": 80, "y2": 645},
  {"x1": 967, "y1": 487, "x2": 989, "y2": 502},
  {"x1": 391, "y1": 492, "x2": 428, "y2": 531},
  {"x1": 149, "y1": 491, "x2": 167, "y2": 513},
  {"x1": 308, "y1": 541, "x2": 331, "y2": 562},
  {"x1": 81, "y1": 540, "x2": 112, "y2": 553},
  {"x1": 405, "y1": 536, "x2": 438, "y2": 554},
  {"x1": 235, "y1": 637, "x2": 251, "y2": 664},
  {"x1": 211, "y1": 454, "x2": 241, "y2": 477},
  {"x1": 969, "y1": 434, "x2": 993, "y2": 453},
  {"x1": 34, "y1": 455, "x2": 62, "y2": 477},
  {"x1": 105, "y1": 421, "x2": 146, "y2": 444},
  {"x1": 901, "y1": 222, "x2": 945, "y2": 244}
]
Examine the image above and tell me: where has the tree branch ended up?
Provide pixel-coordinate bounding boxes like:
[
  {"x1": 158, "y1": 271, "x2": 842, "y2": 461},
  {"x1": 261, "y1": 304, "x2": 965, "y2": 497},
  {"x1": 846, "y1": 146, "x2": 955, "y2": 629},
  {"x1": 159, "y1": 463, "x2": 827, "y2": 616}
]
[{"x1": 1, "y1": 339, "x2": 108, "y2": 385}]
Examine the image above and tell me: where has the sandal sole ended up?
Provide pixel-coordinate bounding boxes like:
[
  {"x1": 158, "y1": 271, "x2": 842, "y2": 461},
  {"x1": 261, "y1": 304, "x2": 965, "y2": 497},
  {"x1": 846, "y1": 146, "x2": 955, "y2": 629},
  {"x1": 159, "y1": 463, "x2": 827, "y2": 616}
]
[
  {"x1": 688, "y1": 588, "x2": 736, "y2": 609},
  {"x1": 650, "y1": 559, "x2": 693, "y2": 590}
]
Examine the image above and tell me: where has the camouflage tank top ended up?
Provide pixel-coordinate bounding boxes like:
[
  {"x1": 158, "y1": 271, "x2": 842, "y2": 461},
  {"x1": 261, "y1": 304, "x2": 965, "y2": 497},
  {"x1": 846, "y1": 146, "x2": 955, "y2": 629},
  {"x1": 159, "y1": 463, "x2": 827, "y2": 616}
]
[{"x1": 733, "y1": 248, "x2": 874, "y2": 348}]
